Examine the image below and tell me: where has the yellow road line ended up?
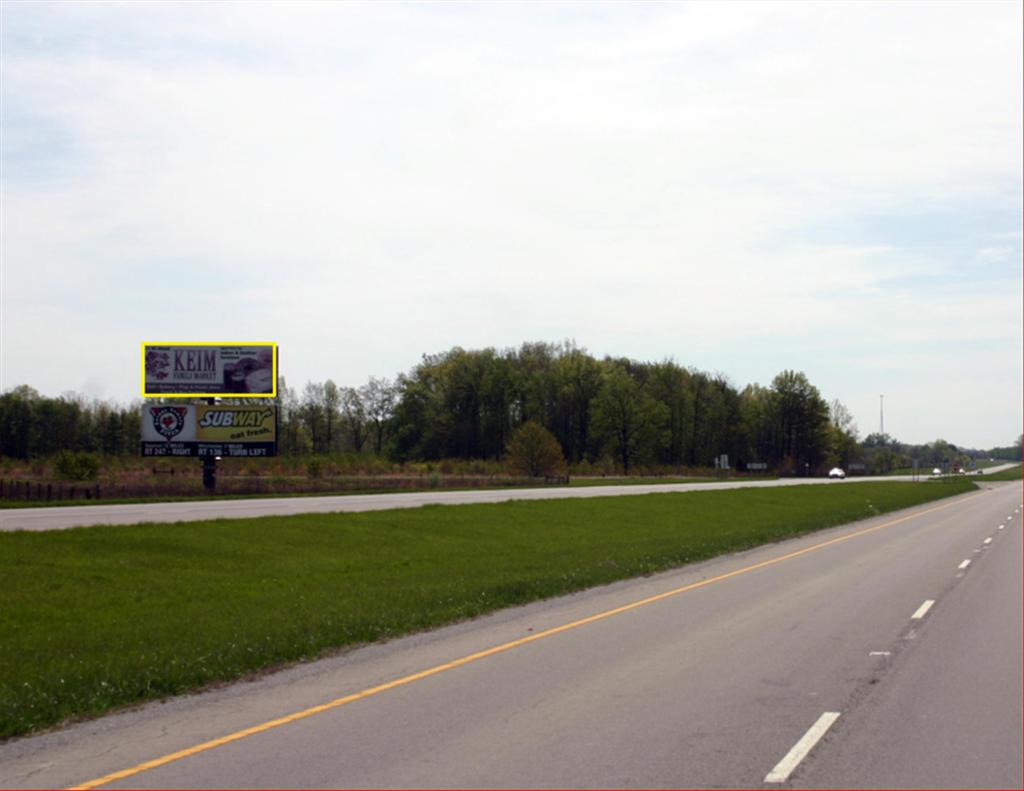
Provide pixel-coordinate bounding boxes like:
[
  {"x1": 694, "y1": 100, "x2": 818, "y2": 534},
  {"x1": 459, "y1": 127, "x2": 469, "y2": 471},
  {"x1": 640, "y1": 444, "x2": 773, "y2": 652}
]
[{"x1": 68, "y1": 491, "x2": 983, "y2": 790}]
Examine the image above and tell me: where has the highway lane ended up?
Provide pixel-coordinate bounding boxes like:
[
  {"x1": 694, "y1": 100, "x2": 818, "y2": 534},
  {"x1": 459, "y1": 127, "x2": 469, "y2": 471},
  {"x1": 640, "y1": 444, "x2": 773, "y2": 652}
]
[
  {"x1": 0, "y1": 471, "x2": 1003, "y2": 531},
  {"x1": 1, "y1": 481, "x2": 1019, "y2": 789},
  {"x1": 794, "y1": 488, "x2": 1023, "y2": 790}
]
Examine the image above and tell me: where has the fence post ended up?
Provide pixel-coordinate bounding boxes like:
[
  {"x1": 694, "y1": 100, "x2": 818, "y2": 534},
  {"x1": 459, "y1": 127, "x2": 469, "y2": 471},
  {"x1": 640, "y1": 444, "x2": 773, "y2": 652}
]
[
  {"x1": 70, "y1": 486, "x2": 76, "y2": 500},
  {"x1": 47, "y1": 483, "x2": 52, "y2": 501}
]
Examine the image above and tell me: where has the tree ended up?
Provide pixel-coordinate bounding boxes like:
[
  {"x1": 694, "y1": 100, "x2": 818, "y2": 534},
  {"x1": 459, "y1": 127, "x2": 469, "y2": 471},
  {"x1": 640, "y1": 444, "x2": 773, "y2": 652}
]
[
  {"x1": 687, "y1": 371, "x2": 710, "y2": 466},
  {"x1": 387, "y1": 361, "x2": 448, "y2": 461},
  {"x1": 702, "y1": 374, "x2": 743, "y2": 467},
  {"x1": 861, "y1": 432, "x2": 910, "y2": 473},
  {"x1": 300, "y1": 381, "x2": 327, "y2": 454},
  {"x1": 276, "y1": 376, "x2": 309, "y2": 455},
  {"x1": 340, "y1": 386, "x2": 368, "y2": 453},
  {"x1": 986, "y1": 436, "x2": 1023, "y2": 461},
  {"x1": 739, "y1": 383, "x2": 774, "y2": 465},
  {"x1": 826, "y1": 398, "x2": 860, "y2": 468},
  {"x1": 322, "y1": 380, "x2": 342, "y2": 453},
  {"x1": 552, "y1": 346, "x2": 603, "y2": 464},
  {"x1": 0, "y1": 386, "x2": 138, "y2": 460},
  {"x1": 829, "y1": 399, "x2": 856, "y2": 434},
  {"x1": 361, "y1": 377, "x2": 397, "y2": 456},
  {"x1": 504, "y1": 421, "x2": 566, "y2": 477},
  {"x1": 646, "y1": 361, "x2": 693, "y2": 466},
  {"x1": 591, "y1": 365, "x2": 669, "y2": 473},
  {"x1": 0, "y1": 385, "x2": 38, "y2": 458},
  {"x1": 511, "y1": 342, "x2": 559, "y2": 428},
  {"x1": 770, "y1": 370, "x2": 830, "y2": 474},
  {"x1": 827, "y1": 424, "x2": 861, "y2": 468}
]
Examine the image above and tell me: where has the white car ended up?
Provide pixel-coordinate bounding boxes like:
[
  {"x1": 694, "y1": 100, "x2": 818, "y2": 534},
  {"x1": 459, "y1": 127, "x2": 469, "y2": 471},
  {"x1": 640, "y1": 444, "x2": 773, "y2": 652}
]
[
  {"x1": 932, "y1": 468, "x2": 942, "y2": 476},
  {"x1": 828, "y1": 467, "x2": 846, "y2": 479}
]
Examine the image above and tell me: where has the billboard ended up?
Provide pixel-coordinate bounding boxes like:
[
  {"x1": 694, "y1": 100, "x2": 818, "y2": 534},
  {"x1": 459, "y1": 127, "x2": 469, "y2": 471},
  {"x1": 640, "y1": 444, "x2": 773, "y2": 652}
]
[
  {"x1": 142, "y1": 343, "x2": 277, "y2": 397},
  {"x1": 141, "y1": 405, "x2": 277, "y2": 457}
]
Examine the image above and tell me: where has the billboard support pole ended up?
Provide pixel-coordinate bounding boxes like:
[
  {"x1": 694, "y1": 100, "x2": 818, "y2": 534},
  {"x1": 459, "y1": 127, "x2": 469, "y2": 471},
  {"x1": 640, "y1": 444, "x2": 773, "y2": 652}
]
[{"x1": 202, "y1": 397, "x2": 217, "y2": 491}]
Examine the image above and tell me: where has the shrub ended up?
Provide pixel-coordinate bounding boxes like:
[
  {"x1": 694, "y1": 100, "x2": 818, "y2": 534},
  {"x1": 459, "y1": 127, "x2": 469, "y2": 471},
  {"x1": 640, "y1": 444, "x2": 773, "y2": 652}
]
[
  {"x1": 53, "y1": 451, "x2": 100, "y2": 481},
  {"x1": 505, "y1": 421, "x2": 566, "y2": 477}
]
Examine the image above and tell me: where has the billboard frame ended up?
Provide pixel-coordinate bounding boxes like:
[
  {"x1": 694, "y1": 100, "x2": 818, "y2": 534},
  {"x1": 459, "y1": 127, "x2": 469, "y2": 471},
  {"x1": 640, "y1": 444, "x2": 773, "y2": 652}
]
[{"x1": 141, "y1": 342, "x2": 278, "y2": 398}]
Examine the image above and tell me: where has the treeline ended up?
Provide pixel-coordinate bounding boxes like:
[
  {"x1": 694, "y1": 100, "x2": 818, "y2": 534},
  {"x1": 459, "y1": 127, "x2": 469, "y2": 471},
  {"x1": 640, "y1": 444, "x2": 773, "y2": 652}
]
[
  {"x1": 0, "y1": 386, "x2": 141, "y2": 459},
  {"x1": 859, "y1": 432, "x2": 1021, "y2": 473},
  {"x1": 378, "y1": 343, "x2": 850, "y2": 473},
  {"x1": 276, "y1": 342, "x2": 849, "y2": 472},
  {"x1": 983, "y1": 437, "x2": 1023, "y2": 461},
  {"x1": 2, "y1": 342, "x2": 1017, "y2": 474},
  {"x1": 2, "y1": 343, "x2": 855, "y2": 473}
]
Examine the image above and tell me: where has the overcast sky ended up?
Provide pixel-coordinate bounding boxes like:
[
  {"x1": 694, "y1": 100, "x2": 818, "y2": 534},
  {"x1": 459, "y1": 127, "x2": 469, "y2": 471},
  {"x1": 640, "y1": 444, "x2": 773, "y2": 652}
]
[{"x1": 2, "y1": 1, "x2": 1021, "y2": 449}]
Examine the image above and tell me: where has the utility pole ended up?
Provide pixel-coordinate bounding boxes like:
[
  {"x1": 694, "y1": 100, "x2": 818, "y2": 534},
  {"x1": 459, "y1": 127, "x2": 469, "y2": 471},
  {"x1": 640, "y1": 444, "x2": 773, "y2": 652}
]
[{"x1": 880, "y1": 394, "x2": 884, "y2": 436}]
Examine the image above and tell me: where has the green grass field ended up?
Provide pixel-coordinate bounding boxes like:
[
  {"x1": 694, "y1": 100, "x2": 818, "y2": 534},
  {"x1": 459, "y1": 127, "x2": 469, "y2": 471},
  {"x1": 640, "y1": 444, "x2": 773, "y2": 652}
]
[
  {"x1": 0, "y1": 478, "x2": 975, "y2": 739},
  {"x1": 567, "y1": 475, "x2": 773, "y2": 487},
  {"x1": 884, "y1": 459, "x2": 1016, "y2": 477},
  {"x1": 977, "y1": 464, "x2": 1022, "y2": 481}
]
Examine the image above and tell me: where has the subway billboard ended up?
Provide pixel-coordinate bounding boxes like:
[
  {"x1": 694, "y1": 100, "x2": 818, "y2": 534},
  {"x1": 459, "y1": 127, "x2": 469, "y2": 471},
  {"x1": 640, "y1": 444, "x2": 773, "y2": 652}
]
[
  {"x1": 142, "y1": 343, "x2": 277, "y2": 397},
  {"x1": 141, "y1": 404, "x2": 277, "y2": 457}
]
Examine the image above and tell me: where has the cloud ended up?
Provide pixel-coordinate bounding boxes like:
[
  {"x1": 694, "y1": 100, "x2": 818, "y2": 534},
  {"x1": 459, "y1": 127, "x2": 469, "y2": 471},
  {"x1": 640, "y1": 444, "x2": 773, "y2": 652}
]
[
  {"x1": 1, "y1": 0, "x2": 1020, "y2": 446},
  {"x1": 975, "y1": 246, "x2": 1015, "y2": 265}
]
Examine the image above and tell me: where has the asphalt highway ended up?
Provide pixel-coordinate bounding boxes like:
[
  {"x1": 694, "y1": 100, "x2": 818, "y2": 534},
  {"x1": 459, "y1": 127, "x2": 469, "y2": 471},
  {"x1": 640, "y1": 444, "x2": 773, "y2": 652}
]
[
  {"x1": 1, "y1": 480, "x2": 1019, "y2": 789},
  {"x1": 0, "y1": 472, "x2": 1001, "y2": 531}
]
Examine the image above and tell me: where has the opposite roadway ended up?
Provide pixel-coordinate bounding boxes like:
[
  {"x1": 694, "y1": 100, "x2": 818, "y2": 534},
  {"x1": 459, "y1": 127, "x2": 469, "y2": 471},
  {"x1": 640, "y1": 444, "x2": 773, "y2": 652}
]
[
  {"x1": 0, "y1": 475, "x2": 1020, "y2": 789},
  {"x1": 0, "y1": 472, "x2": 976, "y2": 532}
]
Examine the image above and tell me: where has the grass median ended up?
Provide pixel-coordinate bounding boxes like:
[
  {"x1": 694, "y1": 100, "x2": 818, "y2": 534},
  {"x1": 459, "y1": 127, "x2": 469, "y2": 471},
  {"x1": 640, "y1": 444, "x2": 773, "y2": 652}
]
[
  {"x1": 978, "y1": 464, "x2": 1022, "y2": 481},
  {"x1": 0, "y1": 474, "x2": 774, "y2": 508},
  {"x1": 0, "y1": 478, "x2": 975, "y2": 739}
]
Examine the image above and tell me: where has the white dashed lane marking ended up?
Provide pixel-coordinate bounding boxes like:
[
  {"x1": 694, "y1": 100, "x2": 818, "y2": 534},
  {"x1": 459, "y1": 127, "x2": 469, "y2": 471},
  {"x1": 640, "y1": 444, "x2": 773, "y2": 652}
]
[
  {"x1": 765, "y1": 712, "x2": 842, "y2": 783},
  {"x1": 912, "y1": 600, "x2": 936, "y2": 619}
]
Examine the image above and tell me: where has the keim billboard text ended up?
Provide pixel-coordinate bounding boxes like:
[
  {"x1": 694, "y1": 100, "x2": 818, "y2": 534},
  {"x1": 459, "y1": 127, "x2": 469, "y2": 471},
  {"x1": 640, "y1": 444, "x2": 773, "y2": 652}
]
[{"x1": 142, "y1": 343, "x2": 277, "y2": 397}]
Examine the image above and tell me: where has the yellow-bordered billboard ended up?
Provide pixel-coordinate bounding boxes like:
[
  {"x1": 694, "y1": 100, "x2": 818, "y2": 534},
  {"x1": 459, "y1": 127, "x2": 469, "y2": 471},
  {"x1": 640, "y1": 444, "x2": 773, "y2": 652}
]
[{"x1": 142, "y1": 342, "x2": 277, "y2": 397}]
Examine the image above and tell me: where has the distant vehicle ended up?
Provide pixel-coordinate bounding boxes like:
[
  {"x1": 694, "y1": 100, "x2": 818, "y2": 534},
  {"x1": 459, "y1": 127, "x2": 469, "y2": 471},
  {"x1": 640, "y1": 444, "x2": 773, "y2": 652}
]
[
  {"x1": 932, "y1": 467, "x2": 942, "y2": 475},
  {"x1": 828, "y1": 467, "x2": 846, "y2": 479}
]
